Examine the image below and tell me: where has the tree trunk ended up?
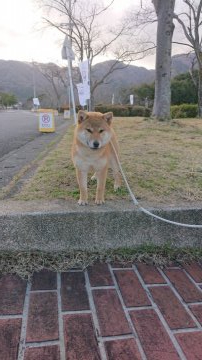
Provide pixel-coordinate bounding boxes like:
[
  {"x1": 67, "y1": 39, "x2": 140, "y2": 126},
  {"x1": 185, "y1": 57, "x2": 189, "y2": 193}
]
[
  {"x1": 198, "y1": 53, "x2": 202, "y2": 117},
  {"x1": 90, "y1": 93, "x2": 95, "y2": 111},
  {"x1": 152, "y1": 0, "x2": 175, "y2": 120}
]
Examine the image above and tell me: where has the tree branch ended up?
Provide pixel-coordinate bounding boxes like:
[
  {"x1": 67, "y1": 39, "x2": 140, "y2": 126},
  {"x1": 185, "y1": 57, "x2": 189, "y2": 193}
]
[
  {"x1": 173, "y1": 12, "x2": 194, "y2": 45},
  {"x1": 172, "y1": 41, "x2": 194, "y2": 48}
]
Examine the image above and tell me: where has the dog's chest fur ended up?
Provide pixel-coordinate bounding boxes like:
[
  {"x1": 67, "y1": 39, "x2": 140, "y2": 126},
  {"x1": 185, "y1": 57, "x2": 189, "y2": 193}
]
[{"x1": 73, "y1": 143, "x2": 108, "y2": 171}]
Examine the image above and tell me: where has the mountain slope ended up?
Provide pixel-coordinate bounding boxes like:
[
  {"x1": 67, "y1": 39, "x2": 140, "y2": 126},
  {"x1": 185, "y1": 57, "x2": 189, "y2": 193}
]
[{"x1": 0, "y1": 53, "x2": 194, "y2": 106}]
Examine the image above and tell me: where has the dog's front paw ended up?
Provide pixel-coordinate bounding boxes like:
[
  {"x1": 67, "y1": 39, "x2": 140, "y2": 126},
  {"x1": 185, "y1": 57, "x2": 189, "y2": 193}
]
[
  {"x1": 114, "y1": 183, "x2": 121, "y2": 191},
  {"x1": 78, "y1": 199, "x2": 88, "y2": 205},
  {"x1": 95, "y1": 199, "x2": 105, "y2": 205},
  {"x1": 114, "y1": 178, "x2": 122, "y2": 191},
  {"x1": 91, "y1": 173, "x2": 97, "y2": 181}
]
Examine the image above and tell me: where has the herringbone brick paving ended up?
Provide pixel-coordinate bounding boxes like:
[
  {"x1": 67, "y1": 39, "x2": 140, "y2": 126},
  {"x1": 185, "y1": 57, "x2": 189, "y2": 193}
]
[{"x1": 1, "y1": 262, "x2": 202, "y2": 359}]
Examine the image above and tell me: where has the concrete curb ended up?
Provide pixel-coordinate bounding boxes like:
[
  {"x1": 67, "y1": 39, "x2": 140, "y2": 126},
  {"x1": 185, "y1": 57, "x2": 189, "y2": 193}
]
[{"x1": 0, "y1": 200, "x2": 202, "y2": 251}]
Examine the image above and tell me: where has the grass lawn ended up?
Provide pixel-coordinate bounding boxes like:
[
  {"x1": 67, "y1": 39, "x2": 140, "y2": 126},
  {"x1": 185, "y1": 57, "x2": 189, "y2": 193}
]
[{"x1": 14, "y1": 117, "x2": 202, "y2": 206}]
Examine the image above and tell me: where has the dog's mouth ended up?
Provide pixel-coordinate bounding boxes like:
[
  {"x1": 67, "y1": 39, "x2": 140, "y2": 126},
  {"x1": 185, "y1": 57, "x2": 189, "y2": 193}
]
[{"x1": 90, "y1": 146, "x2": 100, "y2": 150}]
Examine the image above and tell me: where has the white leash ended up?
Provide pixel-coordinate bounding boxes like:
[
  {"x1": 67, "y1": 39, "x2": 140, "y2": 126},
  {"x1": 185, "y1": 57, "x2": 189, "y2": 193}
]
[{"x1": 111, "y1": 141, "x2": 202, "y2": 229}]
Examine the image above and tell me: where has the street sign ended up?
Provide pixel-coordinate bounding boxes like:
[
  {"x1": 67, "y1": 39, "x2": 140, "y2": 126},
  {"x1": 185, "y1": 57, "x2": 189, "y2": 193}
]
[
  {"x1": 33, "y1": 98, "x2": 40, "y2": 106},
  {"x1": 38, "y1": 109, "x2": 55, "y2": 133}
]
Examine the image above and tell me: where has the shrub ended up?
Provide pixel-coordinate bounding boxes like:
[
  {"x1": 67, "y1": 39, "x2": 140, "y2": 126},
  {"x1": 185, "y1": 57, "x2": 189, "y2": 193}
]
[
  {"x1": 95, "y1": 105, "x2": 129, "y2": 116},
  {"x1": 144, "y1": 107, "x2": 151, "y2": 117},
  {"x1": 171, "y1": 104, "x2": 198, "y2": 119},
  {"x1": 128, "y1": 105, "x2": 151, "y2": 117},
  {"x1": 95, "y1": 104, "x2": 151, "y2": 117}
]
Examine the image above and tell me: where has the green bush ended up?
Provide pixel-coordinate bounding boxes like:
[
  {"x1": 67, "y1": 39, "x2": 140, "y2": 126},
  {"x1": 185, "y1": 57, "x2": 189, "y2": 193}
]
[
  {"x1": 171, "y1": 104, "x2": 198, "y2": 119},
  {"x1": 144, "y1": 107, "x2": 151, "y2": 117},
  {"x1": 95, "y1": 104, "x2": 151, "y2": 117},
  {"x1": 171, "y1": 72, "x2": 197, "y2": 105},
  {"x1": 95, "y1": 105, "x2": 129, "y2": 116},
  {"x1": 128, "y1": 105, "x2": 151, "y2": 117}
]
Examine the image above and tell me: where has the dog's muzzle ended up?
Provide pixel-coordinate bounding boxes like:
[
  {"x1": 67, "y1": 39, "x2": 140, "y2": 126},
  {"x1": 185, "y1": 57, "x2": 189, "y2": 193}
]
[
  {"x1": 87, "y1": 140, "x2": 100, "y2": 150},
  {"x1": 93, "y1": 141, "x2": 99, "y2": 149}
]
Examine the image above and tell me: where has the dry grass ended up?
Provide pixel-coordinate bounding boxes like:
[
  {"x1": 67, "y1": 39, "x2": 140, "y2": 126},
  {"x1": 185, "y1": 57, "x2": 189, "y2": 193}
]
[
  {"x1": 14, "y1": 117, "x2": 202, "y2": 206},
  {"x1": 1, "y1": 245, "x2": 202, "y2": 278}
]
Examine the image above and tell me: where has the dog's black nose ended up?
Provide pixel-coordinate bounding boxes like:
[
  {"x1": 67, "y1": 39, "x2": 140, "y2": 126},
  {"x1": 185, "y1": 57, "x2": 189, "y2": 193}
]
[{"x1": 93, "y1": 141, "x2": 99, "y2": 148}]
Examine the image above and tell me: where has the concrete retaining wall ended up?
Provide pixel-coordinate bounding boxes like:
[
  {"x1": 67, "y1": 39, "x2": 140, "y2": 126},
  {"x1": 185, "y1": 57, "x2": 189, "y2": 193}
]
[{"x1": 0, "y1": 200, "x2": 202, "y2": 251}]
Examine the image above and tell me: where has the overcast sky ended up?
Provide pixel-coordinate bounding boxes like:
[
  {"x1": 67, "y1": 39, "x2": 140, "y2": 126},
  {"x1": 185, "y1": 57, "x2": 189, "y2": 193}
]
[{"x1": 0, "y1": 0, "x2": 189, "y2": 69}]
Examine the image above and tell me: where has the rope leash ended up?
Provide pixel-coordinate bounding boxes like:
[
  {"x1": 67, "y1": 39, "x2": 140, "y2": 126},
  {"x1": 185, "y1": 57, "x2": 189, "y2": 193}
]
[{"x1": 110, "y1": 141, "x2": 202, "y2": 229}]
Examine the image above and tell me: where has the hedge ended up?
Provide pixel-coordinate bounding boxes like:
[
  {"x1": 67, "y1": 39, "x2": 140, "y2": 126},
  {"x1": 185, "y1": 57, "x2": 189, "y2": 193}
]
[
  {"x1": 95, "y1": 105, "x2": 151, "y2": 117},
  {"x1": 60, "y1": 103, "x2": 198, "y2": 119},
  {"x1": 171, "y1": 104, "x2": 198, "y2": 119},
  {"x1": 95, "y1": 104, "x2": 197, "y2": 119}
]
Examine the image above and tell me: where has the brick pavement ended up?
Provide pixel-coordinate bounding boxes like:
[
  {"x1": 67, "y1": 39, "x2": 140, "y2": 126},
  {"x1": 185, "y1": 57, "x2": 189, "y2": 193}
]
[{"x1": 0, "y1": 262, "x2": 202, "y2": 360}]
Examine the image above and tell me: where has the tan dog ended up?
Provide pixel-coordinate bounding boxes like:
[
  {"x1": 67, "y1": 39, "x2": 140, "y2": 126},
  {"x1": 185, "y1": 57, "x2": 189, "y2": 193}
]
[{"x1": 71, "y1": 110, "x2": 122, "y2": 205}]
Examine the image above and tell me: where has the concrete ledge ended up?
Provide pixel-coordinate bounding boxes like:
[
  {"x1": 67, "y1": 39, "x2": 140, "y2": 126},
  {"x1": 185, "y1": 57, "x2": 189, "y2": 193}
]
[{"x1": 0, "y1": 200, "x2": 202, "y2": 251}]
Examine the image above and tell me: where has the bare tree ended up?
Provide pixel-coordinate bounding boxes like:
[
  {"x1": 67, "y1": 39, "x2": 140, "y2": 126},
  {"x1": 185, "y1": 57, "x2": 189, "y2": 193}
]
[
  {"x1": 152, "y1": 0, "x2": 176, "y2": 120},
  {"x1": 174, "y1": 0, "x2": 202, "y2": 116},
  {"x1": 39, "y1": 0, "x2": 155, "y2": 109},
  {"x1": 36, "y1": 62, "x2": 67, "y2": 110}
]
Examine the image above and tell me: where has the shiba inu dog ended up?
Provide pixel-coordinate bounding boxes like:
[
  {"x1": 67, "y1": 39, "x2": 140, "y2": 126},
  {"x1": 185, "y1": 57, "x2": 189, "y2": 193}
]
[{"x1": 71, "y1": 110, "x2": 122, "y2": 205}]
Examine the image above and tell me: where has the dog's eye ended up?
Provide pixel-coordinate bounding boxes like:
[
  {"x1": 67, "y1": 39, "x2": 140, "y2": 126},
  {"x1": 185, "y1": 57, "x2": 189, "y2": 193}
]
[
  {"x1": 86, "y1": 128, "x2": 92, "y2": 133},
  {"x1": 99, "y1": 129, "x2": 104, "y2": 133}
]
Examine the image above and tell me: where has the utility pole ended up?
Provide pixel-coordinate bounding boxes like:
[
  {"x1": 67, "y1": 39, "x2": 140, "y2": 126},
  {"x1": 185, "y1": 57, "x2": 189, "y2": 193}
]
[
  {"x1": 32, "y1": 61, "x2": 36, "y2": 99},
  {"x1": 32, "y1": 61, "x2": 40, "y2": 111},
  {"x1": 61, "y1": 0, "x2": 77, "y2": 123},
  {"x1": 68, "y1": 0, "x2": 74, "y2": 119}
]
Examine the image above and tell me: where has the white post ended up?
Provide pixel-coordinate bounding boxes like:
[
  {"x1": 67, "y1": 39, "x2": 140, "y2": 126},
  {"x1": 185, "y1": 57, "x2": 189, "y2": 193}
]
[
  {"x1": 61, "y1": 0, "x2": 77, "y2": 124},
  {"x1": 66, "y1": 54, "x2": 77, "y2": 124},
  {"x1": 32, "y1": 61, "x2": 36, "y2": 98},
  {"x1": 62, "y1": 35, "x2": 77, "y2": 124},
  {"x1": 88, "y1": 58, "x2": 91, "y2": 111},
  {"x1": 68, "y1": 0, "x2": 75, "y2": 120}
]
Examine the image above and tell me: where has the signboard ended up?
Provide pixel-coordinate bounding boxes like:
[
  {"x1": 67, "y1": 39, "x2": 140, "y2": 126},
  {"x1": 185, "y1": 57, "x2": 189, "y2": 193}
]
[
  {"x1": 82, "y1": 82, "x2": 90, "y2": 100},
  {"x1": 77, "y1": 82, "x2": 90, "y2": 106},
  {"x1": 76, "y1": 83, "x2": 87, "y2": 106},
  {"x1": 78, "y1": 60, "x2": 90, "y2": 103},
  {"x1": 130, "y1": 94, "x2": 134, "y2": 105},
  {"x1": 38, "y1": 109, "x2": 55, "y2": 133},
  {"x1": 64, "y1": 110, "x2": 70, "y2": 119},
  {"x1": 33, "y1": 98, "x2": 40, "y2": 106},
  {"x1": 79, "y1": 60, "x2": 89, "y2": 83}
]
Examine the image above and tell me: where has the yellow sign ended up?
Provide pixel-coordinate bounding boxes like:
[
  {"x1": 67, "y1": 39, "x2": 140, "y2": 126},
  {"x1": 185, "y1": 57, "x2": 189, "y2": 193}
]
[{"x1": 38, "y1": 109, "x2": 55, "y2": 133}]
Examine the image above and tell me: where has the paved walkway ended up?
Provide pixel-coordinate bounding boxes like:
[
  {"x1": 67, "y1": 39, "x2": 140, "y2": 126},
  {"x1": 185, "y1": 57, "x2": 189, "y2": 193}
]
[{"x1": 1, "y1": 261, "x2": 202, "y2": 360}]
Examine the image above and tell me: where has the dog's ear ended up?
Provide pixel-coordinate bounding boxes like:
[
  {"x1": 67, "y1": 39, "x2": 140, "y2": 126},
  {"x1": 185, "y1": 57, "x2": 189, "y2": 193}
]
[
  {"x1": 103, "y1": 112, "x2": 113, "y2": 125},
  {"x1": 78, "y1": 110, "x2": 87, "y2": 124}
]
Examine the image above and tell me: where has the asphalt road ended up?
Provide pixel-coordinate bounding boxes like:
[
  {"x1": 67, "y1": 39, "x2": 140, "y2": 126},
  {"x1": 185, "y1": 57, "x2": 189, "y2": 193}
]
[
  {"x1": 0, "y1": 110, "x2": 66, "y2": 158},
  {"x1": 0, "y1": 109, "x2": 70, "y2": 190}
]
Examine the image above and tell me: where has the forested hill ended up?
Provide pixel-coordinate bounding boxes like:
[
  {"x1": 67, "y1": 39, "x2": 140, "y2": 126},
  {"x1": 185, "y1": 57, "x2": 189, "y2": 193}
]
[{"x1": 0, "y1": 53, "x2": 194, "y2": 105}]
